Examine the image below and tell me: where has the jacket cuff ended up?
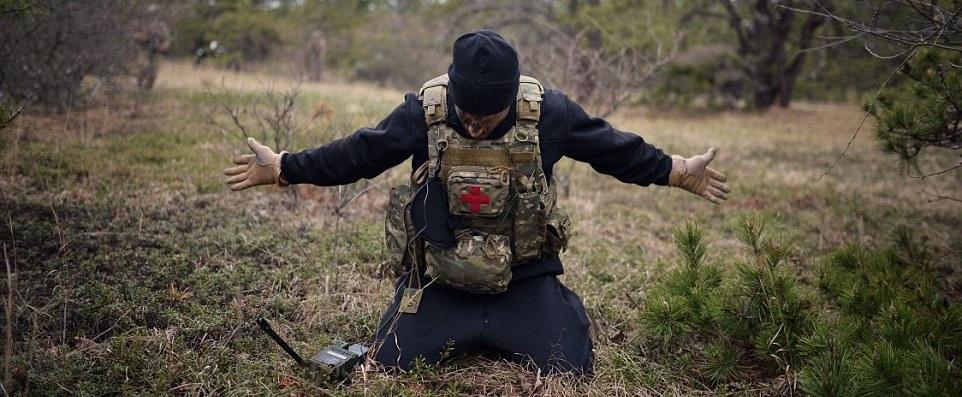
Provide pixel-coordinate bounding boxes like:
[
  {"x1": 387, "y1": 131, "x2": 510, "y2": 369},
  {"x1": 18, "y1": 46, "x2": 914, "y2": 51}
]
[
  {"x1": 655, "y1": 155, "x2": 675, "y2": 186},
  {"x1": 276, "y1": 151, "x2": 290, "y2": 186}
]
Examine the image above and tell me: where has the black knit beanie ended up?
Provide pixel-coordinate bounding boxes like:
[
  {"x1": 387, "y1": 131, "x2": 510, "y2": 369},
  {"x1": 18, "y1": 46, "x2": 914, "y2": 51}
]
[{"x1": 447, "y1": 30, "x2": 520, "y2": 115}]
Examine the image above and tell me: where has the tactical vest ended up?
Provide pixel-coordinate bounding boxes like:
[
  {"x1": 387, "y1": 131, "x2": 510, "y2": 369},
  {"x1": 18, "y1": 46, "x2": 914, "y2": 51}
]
[{"x1": 383, "y1": 74, "x2": 570, "y2": 294}]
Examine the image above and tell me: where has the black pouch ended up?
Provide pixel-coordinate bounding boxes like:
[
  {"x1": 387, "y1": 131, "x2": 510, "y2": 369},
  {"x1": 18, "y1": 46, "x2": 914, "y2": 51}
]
[{"x1": 410, "y1": 178, "x2": 455, "y2": 248}]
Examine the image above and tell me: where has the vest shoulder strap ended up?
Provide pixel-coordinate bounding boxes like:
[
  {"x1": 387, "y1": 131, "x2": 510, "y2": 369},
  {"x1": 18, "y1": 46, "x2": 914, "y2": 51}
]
[
  {"x1": 517, "y1": 75, "x2": 544, "y2": 122},
  {"x1": 419, "y1": 74, "x2": 449, "y2": 126},
  {"x1": 419, "y1": 74, "x2": 544, "y2": 127}
]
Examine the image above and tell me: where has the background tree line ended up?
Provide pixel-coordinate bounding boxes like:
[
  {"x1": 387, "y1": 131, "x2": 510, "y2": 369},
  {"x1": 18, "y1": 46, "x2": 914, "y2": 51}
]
[
  {"x1": 161, "y1": 0, "x2": 902, "y2": 112},
  {"x1": 2, "y1": 0, "x2": 959, "y2": 178},
  {"x1": 0, "y1": 0, "x2": 939, "y2": 110},
  {"x1": 0, "y1": 0, "x2": 891, "y2": 110}
]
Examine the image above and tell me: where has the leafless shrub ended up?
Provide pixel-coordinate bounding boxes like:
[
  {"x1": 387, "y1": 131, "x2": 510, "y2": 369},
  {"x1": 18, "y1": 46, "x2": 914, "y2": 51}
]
[
  {"x1": 798, "y1": 0, "x2": 962, "y2": 57},
  {"x1": 0, "y1": 0, "x2": 157, "y2": 111},
  {"x1": 305, "y1": 101, "x2": 387, "y2": 268},
  {"x1": 204, "y1": 80, "x2": 305, "y2": 206},
  {"x1": 445, "y1": 0, "x2": 679, "y2": 118},
  {"x1": 349, "y1": 11, "x2": 448, "y2": 90},
  {"x1": 204, "y1": 80, "x2": 304, "y2": 154}
]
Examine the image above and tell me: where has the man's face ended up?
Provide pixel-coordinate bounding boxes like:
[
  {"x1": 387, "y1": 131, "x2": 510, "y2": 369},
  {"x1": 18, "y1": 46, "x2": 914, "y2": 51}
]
[{"x1": 455, "y1": 105, "x2": 509, "y2": 140}]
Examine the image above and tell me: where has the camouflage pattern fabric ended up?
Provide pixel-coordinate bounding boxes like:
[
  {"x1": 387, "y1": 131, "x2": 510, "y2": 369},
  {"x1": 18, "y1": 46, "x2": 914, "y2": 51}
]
[
  {"x1": 382, "y1": 74, "x2": 570, "y2": 294},
  {"x1": 543, "y1": 210, "x2": 571, "y2": 255},
  {"x1": 424, "y1": 232, "x2": 513, "y2": 294},
  {"x1": 382, "y1": 185, "x2": 417, "y2": 278}
]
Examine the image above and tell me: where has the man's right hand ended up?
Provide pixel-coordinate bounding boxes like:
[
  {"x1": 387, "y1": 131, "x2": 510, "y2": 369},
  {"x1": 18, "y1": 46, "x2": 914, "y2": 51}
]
[{"x1": 223, "y1": 137, "x2": 287, "y2": 191}]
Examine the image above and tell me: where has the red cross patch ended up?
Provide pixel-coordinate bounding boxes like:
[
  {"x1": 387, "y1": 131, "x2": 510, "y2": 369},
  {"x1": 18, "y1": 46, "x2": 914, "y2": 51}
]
[{"x1": 460, "y1": 186, "x2": 490, "y2": 213}]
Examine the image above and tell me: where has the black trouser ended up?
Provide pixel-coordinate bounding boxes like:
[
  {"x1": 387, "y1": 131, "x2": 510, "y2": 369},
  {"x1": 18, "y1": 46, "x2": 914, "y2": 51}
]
[{"x1": 373, "y1": 272, "x2": 593, "y2": 375}]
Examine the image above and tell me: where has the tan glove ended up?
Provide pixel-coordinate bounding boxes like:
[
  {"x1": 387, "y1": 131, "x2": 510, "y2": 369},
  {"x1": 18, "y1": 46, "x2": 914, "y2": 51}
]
[
  {"x1": 669, "y1": 147, "x2": 730, "y2": 204},
  {"x1": 223, "y1": 137, "x2": 288, "y2": 191}
]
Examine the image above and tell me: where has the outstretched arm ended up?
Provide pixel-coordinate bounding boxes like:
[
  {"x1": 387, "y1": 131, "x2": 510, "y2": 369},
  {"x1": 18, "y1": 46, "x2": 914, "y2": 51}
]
[
  {"x1": 223, "y1": 94, "x2": 421, "y2": 190},
  {"x1": 560, "y1": 94, "x2": 729, "y2": 203},
  {"x1": 561, "y1": 94, "x2": 672, "y2": 186}
]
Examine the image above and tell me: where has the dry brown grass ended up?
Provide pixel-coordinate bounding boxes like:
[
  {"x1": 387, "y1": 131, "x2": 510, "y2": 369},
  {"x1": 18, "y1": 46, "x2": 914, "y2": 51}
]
[
  {"x1": 2, "y1": 61, "x2": 960, "y2": 396},
  {"x1": 157, "y1": 61, "x2": 402, "y2": 107},
  {"x1": 563, "y1": 103, "x2": 961, "y2": 260}
]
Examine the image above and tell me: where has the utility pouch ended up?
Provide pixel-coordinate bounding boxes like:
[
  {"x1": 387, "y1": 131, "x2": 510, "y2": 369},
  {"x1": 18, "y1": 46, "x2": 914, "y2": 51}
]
[
  {"x1": 543, "y1": 210, "x2": 571, "y2": 256},
  {"x1": 382, "y1": 185, "x2": 416, "y2": 278},
  {"x1": 512, "y1": 192, "x2": 546, "y2": 263},
  {"x1": 447, "y1": 167, "x2": 510, "y2": 218},
  {"x1": 424, "y1": 230, "x2": 513, "y2": 294}
]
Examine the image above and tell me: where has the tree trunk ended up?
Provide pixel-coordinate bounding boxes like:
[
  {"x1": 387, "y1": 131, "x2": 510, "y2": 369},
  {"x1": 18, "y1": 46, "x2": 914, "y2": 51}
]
[
  {"x1": 717, "y1": 0, "x2": 829, "y2": 110},
  {"x1": 754, "y1": 83, "x2": 779, "y2": 109},
  {"x1": 777, "y1": 75, "x2": 795, "y2": 107},
  {"x1": 778, "y1": 11, "x2": 826, "y2": 108}
]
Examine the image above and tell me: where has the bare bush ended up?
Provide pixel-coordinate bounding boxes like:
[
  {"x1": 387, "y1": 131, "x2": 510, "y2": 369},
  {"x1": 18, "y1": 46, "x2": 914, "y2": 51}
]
[
  {"x1": 0, "y1": 98, "x2": 22, "y2": 132},
  {"x1": 0, "y1": 0, "x2": 160, "y2": 110},
  {"x1": 348, "y1": 11, "x2": 448, "y2": 90},
  {"x1": 204, "y1": 80, "x2": 304, "y2": 154},
  {"x1": 445, "y1": 0, "x2": 679, "y2": 117},
  {"x1": 204, "y1": 80, "x2": 307, "y2": 207},
  {"x1": 803, "y1": 0, "x2": 962, "y2": 56}
]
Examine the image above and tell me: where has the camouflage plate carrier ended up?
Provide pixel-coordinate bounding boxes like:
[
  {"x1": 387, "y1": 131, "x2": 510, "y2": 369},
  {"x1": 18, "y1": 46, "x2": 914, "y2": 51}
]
[{"x1": 384, "y1": 74, "x2": 570, "y2": 294}]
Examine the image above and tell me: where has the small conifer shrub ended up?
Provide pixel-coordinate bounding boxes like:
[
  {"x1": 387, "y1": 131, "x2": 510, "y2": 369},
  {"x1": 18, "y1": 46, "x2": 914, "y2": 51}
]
[
  {"x1": 640, "y1": 217, "x2": 962, "y2": 394},
  {"x1": 800, "y1": 227, "x2": 962, "y2": 396},
  {"x1": 640, "y1": 215, "x2": 812, "y2": 385},
  {"x1": 867, "y1": 49, "x2": 961, "y2": 171}
]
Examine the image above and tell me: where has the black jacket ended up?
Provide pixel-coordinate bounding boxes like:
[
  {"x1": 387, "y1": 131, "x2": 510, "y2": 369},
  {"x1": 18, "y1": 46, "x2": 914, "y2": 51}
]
[{"x1": 280, "y1": 89, "x2": 672, "y2": 281}]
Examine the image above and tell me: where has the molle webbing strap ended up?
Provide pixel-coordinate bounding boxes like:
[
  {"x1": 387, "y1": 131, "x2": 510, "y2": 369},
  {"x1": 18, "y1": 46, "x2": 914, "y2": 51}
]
[
  {"x1": 440, "y1": 147, "x2": 537, "y2": 167},
  {"x1": 426, "y1": 126, "x2": 442, "y2": 180},
  {"x1": 438, "y1": 147, "x2": 508, "y2": 182},
  {"x1": 510, "y1": 151, "x2": 537, "y2": 163},
  {"x1": 420, "y1": 74, "x2": 449, "y2": 180},
  {"x1": 436, "y1": 149, "x2": 538, "y2": 184},
  {"x1": 508, "y1": 77, "x2": 543, "y2": 194},
  {"x1": 443, "y1": 147, "x2": 510, "y2": 167},
  {"x1": 511, "y1": 78, "x2": 543, "y2": 167}
]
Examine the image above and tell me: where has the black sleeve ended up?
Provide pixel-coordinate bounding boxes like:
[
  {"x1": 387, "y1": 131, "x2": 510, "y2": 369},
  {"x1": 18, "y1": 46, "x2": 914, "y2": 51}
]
[
  {"x1": 280, "y1": 94, "x2": 420, "y2": 186},
  {"x1": 561, "y1": 94, "x2": 672, "y2": 186}
]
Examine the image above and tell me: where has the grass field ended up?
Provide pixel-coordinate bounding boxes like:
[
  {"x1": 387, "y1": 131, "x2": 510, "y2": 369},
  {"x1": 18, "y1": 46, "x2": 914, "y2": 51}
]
[{"x1": 2, "y1": 62, "x2": 960, "y2": 396}]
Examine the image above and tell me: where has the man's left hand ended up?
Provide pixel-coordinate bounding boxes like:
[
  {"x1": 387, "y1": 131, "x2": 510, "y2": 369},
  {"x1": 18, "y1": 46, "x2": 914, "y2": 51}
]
[{"x1": 668, "y1": 147, "x2": 730, "y2": 204}]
